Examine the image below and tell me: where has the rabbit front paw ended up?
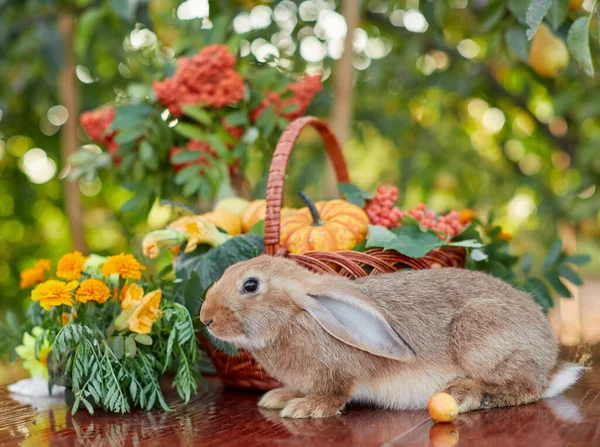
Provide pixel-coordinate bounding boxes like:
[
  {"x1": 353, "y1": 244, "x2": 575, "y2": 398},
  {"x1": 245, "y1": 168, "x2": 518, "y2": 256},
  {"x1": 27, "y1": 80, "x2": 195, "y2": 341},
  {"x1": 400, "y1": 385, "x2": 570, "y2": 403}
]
[
  {"x1": 280, "y1": 395, "x2": 347, "y2": 419},
  {"x1": 258, "y1": 387, "x2": 304, "y2": 409}
]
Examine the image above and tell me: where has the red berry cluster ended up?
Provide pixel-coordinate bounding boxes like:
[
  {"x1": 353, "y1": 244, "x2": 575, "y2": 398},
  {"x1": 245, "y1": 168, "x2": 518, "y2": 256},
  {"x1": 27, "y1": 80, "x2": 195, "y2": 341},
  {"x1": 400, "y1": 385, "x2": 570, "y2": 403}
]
[
  {"x1": 407, "y1": 203, "x2": 463, "y2": 239},
  {"x1": 80, "y1": 106, "x2": 120, "y2": 162},
  {"x1": 153, "y1": 45, "x2": 245, "y2": 117},
  {"x1": 365, "y1": 185, "x2": 403, "y2": 229},
  {"x1": 250, "y1": 74, "x2": 322, "y2": 123}
]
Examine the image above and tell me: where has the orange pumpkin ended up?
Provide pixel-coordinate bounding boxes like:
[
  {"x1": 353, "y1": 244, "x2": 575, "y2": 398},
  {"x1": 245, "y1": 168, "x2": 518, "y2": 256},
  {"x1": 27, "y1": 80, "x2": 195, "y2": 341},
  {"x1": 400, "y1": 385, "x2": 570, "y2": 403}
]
[
  {"x1": 241, "y1": 200, "x2": 296, "y2": 233},
  {"x1": 280, "y1": 193, "x2": 369, "y2": 254}
]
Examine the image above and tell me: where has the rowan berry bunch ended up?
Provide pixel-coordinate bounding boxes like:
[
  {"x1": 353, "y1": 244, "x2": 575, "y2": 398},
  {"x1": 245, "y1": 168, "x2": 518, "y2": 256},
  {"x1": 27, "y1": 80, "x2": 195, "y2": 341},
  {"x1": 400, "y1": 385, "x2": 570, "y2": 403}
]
[
  {"x1": 250, "y1": 74, "x2": 322, "y2": 122},
  {"x1": 169, "y1": 140, "x2": 217, "y2": 174},
  {"x1": 153, "y1": 45, "x2": 245, "y2": 116},
  {"x1": 365, "y1": 185, "x2": 404, "y2": 229},
  {"x1": 80, "y1": 106, "x2": 119, "y2": 159},
  {"x1": 406, "y1": 203, "x2": 463, "y2": 239}
]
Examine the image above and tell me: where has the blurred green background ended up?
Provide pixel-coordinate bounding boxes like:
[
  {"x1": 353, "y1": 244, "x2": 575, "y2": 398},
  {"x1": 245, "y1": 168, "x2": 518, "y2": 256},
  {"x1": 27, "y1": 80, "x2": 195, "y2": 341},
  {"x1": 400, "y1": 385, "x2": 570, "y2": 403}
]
[{"x1": 1, "y1": 0, "x2": 599, "y2": 314}]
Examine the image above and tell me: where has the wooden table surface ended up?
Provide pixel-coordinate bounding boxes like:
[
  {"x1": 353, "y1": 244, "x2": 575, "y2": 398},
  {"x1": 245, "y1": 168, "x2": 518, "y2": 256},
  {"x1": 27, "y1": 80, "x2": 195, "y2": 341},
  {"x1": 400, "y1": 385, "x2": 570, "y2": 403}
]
[{"x1": 1, "y1": 345, "x2": 599, "y2": 447}]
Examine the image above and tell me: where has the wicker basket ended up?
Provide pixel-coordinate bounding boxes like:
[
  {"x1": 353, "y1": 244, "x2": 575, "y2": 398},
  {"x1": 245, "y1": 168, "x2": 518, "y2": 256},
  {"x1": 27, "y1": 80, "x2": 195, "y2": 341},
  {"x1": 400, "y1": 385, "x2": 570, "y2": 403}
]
[{"x1": 198, "y1": 116, "x2": 465, "y2": 390}]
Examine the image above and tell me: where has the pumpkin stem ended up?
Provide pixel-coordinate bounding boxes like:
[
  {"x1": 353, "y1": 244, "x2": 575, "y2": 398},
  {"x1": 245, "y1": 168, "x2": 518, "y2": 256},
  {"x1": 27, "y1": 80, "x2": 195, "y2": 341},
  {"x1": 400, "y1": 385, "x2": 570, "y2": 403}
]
[{"x1": 298, "y1": 192, "x2": 323, "y2": 226}]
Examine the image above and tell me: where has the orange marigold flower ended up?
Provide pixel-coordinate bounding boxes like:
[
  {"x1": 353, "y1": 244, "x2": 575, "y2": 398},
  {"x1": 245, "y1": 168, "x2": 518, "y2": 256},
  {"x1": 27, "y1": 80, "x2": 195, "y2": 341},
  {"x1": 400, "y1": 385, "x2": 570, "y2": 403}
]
[
  {"x1": 19, "y1": 259, "x2": 52, "y2": 289},
  {"x1": 56, "y1": 251, "x2": 87, "y2": 281},
  {"x1": 498, "y1": 231, "x2": 513, "y2": 241},
  {"x1": 100, "y1": 254, "x2": 146, "y2": 279},
  {"x1": 459, "y1": 209, "x2": 476, "y2": 225},
  {"x1": 76, "y1": 278, "x2": 111, "y2": 304},
  {"x1": 31, "y1": 280, "x2": 78, "y2": 310},
  {"x1": 34, "y1": 259, "x2": 51, "y2": 272},
  {"x1": 20, "y1": 267, "x2": 46, "y2": 290}
]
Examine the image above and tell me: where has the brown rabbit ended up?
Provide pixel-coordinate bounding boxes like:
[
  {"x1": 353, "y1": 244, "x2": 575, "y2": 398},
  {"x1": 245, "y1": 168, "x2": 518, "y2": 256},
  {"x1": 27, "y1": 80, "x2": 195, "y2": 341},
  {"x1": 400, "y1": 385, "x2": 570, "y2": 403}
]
[{"x1": 200, "y1": 255, "x2": 583, "y2": 419}]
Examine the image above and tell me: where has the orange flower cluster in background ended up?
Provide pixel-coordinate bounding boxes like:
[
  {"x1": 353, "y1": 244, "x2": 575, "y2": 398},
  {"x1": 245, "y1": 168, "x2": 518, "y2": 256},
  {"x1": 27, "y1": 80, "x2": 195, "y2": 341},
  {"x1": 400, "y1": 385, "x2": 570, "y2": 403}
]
[
  {"x1": 19, "y1": 259, "x2": 51, "y2": 289},
  {"x1": 154, "y1": 44, "x2": 245, "y2": 116},
  {"x1": 250, "y1": 74, "x2": 322, "y2": 122},
  {"x1": 80, "y1": 106, "x2": 120, "y2": 160}
]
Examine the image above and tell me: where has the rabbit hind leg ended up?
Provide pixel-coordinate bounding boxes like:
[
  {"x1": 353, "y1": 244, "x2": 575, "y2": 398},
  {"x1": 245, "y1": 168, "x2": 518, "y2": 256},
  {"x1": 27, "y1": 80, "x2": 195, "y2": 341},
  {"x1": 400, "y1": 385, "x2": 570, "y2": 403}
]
[{"x1": 441, "y1": 377, "x2": 541, "y2": 413}]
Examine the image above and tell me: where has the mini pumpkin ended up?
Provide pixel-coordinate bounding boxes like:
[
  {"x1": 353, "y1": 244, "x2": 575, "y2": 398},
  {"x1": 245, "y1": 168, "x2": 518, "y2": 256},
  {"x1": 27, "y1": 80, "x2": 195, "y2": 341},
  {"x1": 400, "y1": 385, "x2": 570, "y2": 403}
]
[
  {"x1": 241, "y1": 199, "x2": 296, "y2": 233},
  {"x1": 280, "y1": 193, "x2": 369, "y2": 254},
  {"x1": 214, "y1": 197, "x2": 251, "y2": 216}
]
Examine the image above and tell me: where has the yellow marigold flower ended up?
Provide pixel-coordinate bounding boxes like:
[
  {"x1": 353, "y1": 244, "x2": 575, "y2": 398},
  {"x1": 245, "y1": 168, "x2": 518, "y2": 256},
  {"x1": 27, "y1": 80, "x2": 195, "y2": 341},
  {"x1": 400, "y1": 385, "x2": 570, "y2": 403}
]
[
  {"x1": 100, "y1": 253, "x2": 146, "y2": 279},
  {"x1": 31, "y1": 280, "x2": 78, "y2": 310},
  {"x1": 56, "y1": 251, "x2": 87, "y2": 281},
  {"x1": 115, "y1": 288, "x2": 162, "y2": 334},
  {"x1": 75, "y1": 278, "x2": 111, "y2": 304},
  {"x1": 20, "y1": 267, "x2": 46, "y2": 290}
]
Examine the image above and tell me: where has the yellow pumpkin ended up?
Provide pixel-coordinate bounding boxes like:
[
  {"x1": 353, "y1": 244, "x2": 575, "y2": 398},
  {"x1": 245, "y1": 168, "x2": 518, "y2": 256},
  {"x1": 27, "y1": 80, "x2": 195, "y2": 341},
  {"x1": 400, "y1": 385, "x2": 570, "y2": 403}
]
[
  {"x1": 280, "y1": 193, "x2": 369, "y2": 254},
  {"x1": 214, "y1": 197, "x2": 251, "y2": 216},
  {"x1": 201, "y1": 209, "x2": 243, "y2": 235},
  {"x1": 240, "y1": 199, "x2": 296, "y2": 233}
]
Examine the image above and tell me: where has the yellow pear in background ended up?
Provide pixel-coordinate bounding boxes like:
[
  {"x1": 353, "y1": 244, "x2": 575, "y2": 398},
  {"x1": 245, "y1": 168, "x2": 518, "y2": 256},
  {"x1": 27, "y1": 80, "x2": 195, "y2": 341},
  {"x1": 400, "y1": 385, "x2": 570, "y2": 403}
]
[
  {"x1": 569, "y1": 0, "x2": 584, "y2": 11},
  {"x1": 529, "y1": 24, "x2": 570, "y2": 78}
]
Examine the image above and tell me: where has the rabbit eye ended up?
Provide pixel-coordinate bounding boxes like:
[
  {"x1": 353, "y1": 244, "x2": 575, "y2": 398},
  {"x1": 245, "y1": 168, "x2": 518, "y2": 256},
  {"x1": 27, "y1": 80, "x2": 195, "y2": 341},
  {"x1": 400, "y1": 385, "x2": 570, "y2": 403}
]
[{"x1": 242, "y1": 278, "x2": 259, "y2": 294}]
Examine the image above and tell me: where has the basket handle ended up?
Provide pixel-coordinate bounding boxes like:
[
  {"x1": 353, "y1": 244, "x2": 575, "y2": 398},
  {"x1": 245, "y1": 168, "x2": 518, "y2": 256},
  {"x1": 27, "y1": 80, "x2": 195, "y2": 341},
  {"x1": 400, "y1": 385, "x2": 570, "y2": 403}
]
[{"x1": 264, "y1": 116, "x2": 350, "y2": 255}]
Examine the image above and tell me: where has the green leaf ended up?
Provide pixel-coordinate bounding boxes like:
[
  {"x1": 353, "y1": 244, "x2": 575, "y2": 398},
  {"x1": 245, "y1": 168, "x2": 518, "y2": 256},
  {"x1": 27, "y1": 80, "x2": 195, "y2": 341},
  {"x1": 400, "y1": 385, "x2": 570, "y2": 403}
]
[
  {"x1": 114, "y1": 128, "x2": 143, "y2": 144},
  {"x1": 543, "y1": 240, "x2": 563, "y2": 270},
  {"x1": 125, "y1": 335, "x2": 137, "y2": 358},
  {"x1": 558, "y1": 264, "x2": 583, "y2": 285},
  {"x1": 175, "y1": 165, "x2": 201, "y2": 186},
  {"x1": 448, "y1": 239, "x2": 484, "y2": 248},
  {"x1": 338, "y1": 183, "x2": 373, "y2": 207},
  {"x1": 433, "y1": 0, "x2": 448, "y2": 26},
  {"x1": 248, "y1": 220, "x2": 265, "y2": 235},
  {"x1": 174, "y1": 122, "x2": 207, "y2": 140},
  {"x1": 526, "y1": 0, "x2": 552, "y2": 40},
  {"x1": 171, "y1": 150, "x2": 204, "y2": 164},
  {"x1": 521, "y1": 253, "x2": 533, "y2": 275},
  {"x1": 548, "y1": 0, "x2": 569, "y2": 30},
  {"x1": 112, "y1": 335, "x2": 124, "y2": 360},
  {"x1": 564, "y1": 254, "x2": 591, "y2": 265},
  {"x1": 111, "y1": 104, "x2": 153, "y2": 130},
  {"x1": 183, "y1": 272, "x2": 204, "y2": 315},
  {"x1": 544, "y1": 272, "x2": 571, "y2": 297},
  {"x1": 139, "y1": 141, "x2": 158, "y2": 170},
  {"x1": 568, "y1": 17, "x2": 594, "y2": 77},
  {"x1": 523, "y1": 278, "x2": 554, "y2": 310},
  {"x1": 134, "y1": 334, "x2": 153, "y2": 346},
  {"x1": 366, "y1": 225, "x2": 443, "y2": 258},
  {"x1": 505, "y1": 25, "x2": 530, "y2": 62},
  {"x1": 75, "y1": 7, "x2": 106, "y2": 59},
  {"x1": 365, "y1": 225, "x2": 398, "y2": 248},
  {"x1": 470, "y1": 248, "x2": 489, "y2": 262},
  {"x1": 181, "y1": 105, "x2": 212, "y2": 126},
  {"x1": 225, "y1": 111, "x2": 249, "y2": 126},
  {"x1": 508, "y1": 0, "x2": 531, "y2": 25},
  {"x1": 479, "y1": 0, "x2": 507, "y2": 32}
]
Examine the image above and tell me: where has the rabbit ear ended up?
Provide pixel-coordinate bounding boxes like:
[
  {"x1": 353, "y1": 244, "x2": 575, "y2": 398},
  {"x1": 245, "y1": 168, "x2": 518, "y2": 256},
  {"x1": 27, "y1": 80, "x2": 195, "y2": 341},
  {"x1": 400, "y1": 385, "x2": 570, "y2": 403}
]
[{"x1": 294, "y1": 291, "x2": 416, "y2": 361}]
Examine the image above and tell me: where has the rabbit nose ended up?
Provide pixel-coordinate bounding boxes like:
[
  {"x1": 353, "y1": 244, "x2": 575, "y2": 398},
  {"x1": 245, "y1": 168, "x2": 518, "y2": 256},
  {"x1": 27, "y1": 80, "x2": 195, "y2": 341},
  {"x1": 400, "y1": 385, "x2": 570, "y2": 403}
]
[{"x1": 199, "y1": 306, "x2": 214, "y2": 327}]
